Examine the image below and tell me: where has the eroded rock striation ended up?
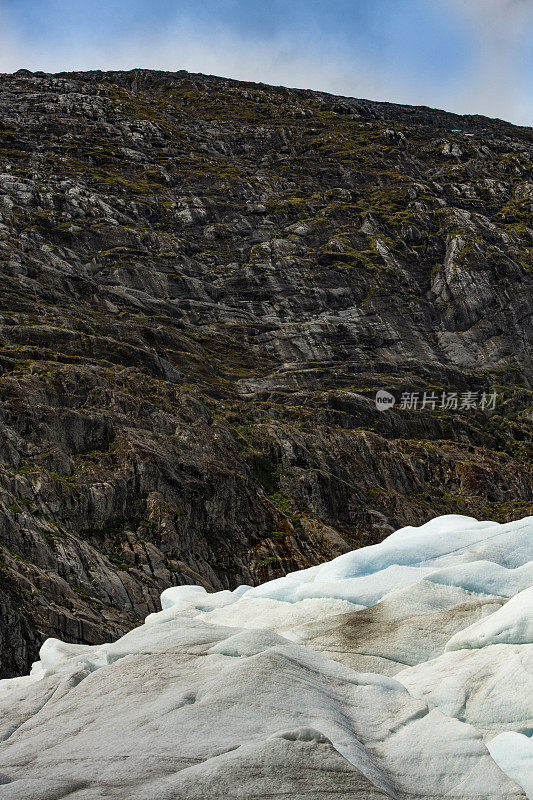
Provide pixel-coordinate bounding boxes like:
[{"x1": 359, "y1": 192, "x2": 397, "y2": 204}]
[{"x1": 0, "y1": 68, "x2": 531, "y2": 677}]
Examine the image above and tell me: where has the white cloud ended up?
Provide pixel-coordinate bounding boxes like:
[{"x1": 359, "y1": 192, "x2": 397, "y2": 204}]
[{"x1": 447, "y1": 0, "x2": 533, "y2": 123}]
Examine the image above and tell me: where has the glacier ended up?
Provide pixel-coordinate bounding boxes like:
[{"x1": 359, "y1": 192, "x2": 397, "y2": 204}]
[{"x1": 0, "y1": 513, "x2": 531, "y2": 799}]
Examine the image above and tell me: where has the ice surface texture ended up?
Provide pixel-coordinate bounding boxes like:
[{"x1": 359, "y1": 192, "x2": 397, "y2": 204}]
[{"x1": 0, "y1": 514, "x2": 531, "y2": 799}]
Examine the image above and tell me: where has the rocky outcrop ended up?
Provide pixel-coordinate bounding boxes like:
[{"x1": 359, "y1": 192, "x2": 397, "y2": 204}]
[{"x1": 0, "y1": 68, "x2": 531, "y2": 677}]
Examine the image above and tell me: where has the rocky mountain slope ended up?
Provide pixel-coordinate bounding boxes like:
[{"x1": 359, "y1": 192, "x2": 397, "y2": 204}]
[{"x1": 0, "y1": 68, "x2": 531, "y2": 678}]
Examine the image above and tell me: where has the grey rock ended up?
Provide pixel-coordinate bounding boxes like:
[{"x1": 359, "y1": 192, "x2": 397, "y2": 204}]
[{"x1": 0, "y1": 68, "x2": 531, "y2": 677}]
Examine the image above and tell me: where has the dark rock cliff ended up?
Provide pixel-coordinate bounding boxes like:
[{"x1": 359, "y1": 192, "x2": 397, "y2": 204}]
[{"x1": 0, "y1": 68, "x2": 531, "y2": 677}]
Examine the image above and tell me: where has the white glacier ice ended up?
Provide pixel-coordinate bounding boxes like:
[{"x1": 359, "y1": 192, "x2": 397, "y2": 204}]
[
  {"x1": 239, "y1": 514, "x2": 533, "y2": 605},
  {"x1": 445, "y1": 584, "x2": 533, "y2": 650},
  {"x1": 488, "y1": 733, "x2": 533, "y2": 797},
  {"x1": 0, "y1": 513, "x2": 531, "y2": 799}
]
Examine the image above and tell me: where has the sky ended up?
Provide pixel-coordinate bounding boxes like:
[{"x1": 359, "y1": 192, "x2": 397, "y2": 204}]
[{"x1": 0, "y1": 0, "x2": 532, "y2": 126}]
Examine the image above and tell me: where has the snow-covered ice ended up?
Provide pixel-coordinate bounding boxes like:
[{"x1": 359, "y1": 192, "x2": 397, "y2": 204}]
[
  {"x1": 445, "y1": 584, "x2": 533, "y2": 650},
  {"x1": 0, "y1": 513, "x2": 531, "y2": 798},
  {"x1": 488, "y1": 733, "x2": 533, "y2": 797}
]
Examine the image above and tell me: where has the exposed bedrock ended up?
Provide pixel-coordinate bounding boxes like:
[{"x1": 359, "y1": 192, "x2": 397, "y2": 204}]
[{"x1": 0, "y1": 68, "x2": 531, "y2": 675}]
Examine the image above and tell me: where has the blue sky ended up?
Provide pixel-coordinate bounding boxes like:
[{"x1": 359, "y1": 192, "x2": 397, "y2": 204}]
[{"x1": 0, "y1": 0, "x2": 532, "y2": 125}]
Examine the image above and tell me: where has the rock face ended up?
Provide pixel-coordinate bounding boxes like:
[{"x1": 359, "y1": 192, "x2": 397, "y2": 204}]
[
  {"x1": 0, "y1": 68, "x2": 531, "y2": 678},
  {"x1": 0, "y1": 514, "x2": 531, "y2": 799}
]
